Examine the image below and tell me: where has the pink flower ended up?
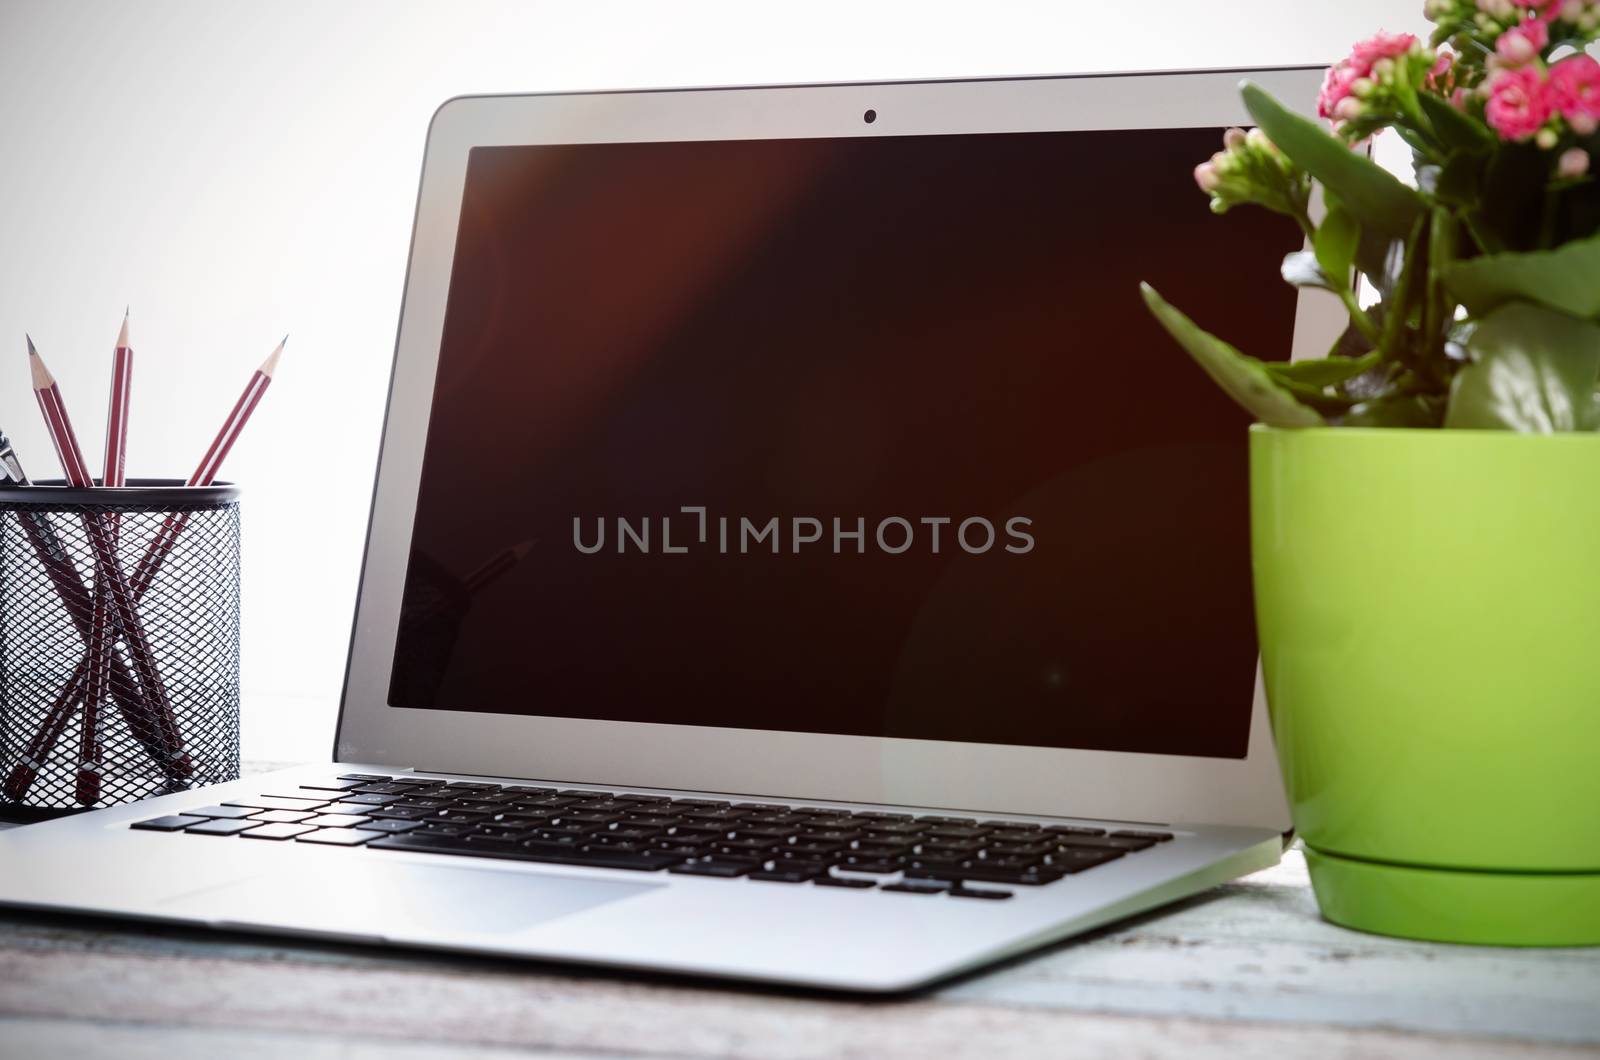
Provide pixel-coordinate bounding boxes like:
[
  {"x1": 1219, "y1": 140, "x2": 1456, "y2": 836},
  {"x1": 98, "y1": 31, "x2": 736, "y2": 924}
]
[
  {"x1": 1496, "y1": 20, "x2": 1549, "y2": 64},
  {"x1": 1485, "y1": 66, "x2": 1552, "y2": 140},
  {"x1": 1318, "y1": 31, "x2": 1419, "y2": 119},
  {"x1": 1319, "y1": 63, "x2": 1361, "y2": 118},
  {"x1": 1350, "y1": 30, "x2": 1418, "y2": 68},
  {"x1": 1548, "y1": 54, "x2": 1600, "y2": 135}
]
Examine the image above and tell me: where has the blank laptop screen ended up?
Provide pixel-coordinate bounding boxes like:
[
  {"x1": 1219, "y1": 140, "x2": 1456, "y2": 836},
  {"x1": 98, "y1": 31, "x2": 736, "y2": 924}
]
[{"x1": 389, "y1": 126, "x2": 1301, "y2": 759}]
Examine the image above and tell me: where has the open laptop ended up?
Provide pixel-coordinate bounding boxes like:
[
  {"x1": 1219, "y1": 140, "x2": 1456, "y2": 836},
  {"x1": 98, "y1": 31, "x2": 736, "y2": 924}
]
[{"x1": 0, "y1": 67, "x2": 1338, "y2": 993}]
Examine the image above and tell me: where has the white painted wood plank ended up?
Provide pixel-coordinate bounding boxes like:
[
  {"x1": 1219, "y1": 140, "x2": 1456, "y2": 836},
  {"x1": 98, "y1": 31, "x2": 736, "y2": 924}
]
[
  {"x1": 2, "y1": 947, "x2": 1595, "y2": 1060},
  {"x1": 941, "y1": 849, "x2": 1600, "y2": 1045}
]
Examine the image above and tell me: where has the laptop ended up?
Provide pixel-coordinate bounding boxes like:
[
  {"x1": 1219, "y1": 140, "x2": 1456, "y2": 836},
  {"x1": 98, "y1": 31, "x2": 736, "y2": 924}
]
[{"x1": 0, "y1": 67, "x2": 1338, "y2": 993}]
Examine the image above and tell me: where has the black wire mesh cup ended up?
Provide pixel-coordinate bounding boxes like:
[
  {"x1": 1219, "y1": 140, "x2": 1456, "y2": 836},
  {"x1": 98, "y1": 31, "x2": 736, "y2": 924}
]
[{"x1": 0, "y1": 479, "x2": 240, "y2": 815}]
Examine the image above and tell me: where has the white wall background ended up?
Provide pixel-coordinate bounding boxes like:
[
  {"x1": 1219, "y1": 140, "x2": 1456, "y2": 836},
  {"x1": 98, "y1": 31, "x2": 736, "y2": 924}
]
[{"x1": 0, "y1": 0, "x2": 1428, "y2": 762}]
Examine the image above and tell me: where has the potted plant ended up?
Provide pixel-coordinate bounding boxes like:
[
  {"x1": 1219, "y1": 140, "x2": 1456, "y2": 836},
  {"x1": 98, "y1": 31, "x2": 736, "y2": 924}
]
[{"x1": 1141, "y1": 3, "x2": 1600, "y2": 945}]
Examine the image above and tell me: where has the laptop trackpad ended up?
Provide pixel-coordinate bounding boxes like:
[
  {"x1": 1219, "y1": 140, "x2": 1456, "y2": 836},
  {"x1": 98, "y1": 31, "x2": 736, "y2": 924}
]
[{"x1": 166, "y1": 860, "x2": 655, "y2": 938}]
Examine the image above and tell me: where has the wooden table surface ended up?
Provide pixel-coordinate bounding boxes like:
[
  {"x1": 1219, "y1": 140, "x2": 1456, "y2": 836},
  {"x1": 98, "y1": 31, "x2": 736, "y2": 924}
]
[{"x1": 2, "y1": 775, "x2": 1598, "y2": 1059}]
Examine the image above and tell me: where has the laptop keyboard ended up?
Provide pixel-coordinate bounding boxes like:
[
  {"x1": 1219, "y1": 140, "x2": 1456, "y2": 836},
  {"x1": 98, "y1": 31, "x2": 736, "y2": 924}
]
[{"x1": 130, "y1": 774, "x2": 1174, "y2": 900}]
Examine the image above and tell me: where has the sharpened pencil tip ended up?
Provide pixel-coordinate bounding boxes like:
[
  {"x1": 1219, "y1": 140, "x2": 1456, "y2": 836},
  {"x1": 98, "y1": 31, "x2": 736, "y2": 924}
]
[
  {"x1": 116, "y1": 312, "x2": 130, "y2": 349},
  {"x1": 28, "y1": 344, "x2": 53, "y2": 389},
  {"x1": 25, "y1": 334, "x2": 37, "y2": 357},
  {"x1": 259, "y1": 336, "x2": 286, "y2": 378}
]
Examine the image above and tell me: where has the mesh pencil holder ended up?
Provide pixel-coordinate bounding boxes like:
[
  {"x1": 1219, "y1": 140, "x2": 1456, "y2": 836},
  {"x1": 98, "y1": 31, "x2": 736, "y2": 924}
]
[{"x1": 0, "y1": 479, "x2": 240, "y2": 816}]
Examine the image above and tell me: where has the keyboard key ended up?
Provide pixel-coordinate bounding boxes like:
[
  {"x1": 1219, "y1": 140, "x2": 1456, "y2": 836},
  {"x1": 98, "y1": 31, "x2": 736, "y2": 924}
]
[
  {"x1": 415, "y1": 822, "x2": 475, "y2": 837},
  {"x1": 986, "y1": 840, "x2": 1056, "y2": 857},
  {"x1": 555, "y1": 811, "x2": 623, "y2": 825},
  {"x1": 355, "y1": 819, "x2": 424, "y2": 834},
  {"x1": 1111, "y1": 830, "x2": 1174, "y2": 842},
  {"x1": 672, "y1": 799, "x2": 731, "y2": 809},
  {"x1": 451, "y1": 800, "x2": 507, "y2": 814},
  {"x1": 364, "y1": 805, "x2": 437, "y2": 821},
  {"x1": 1044, "y1": 825, "x2": 1106, "y2": 837},
  {"x1": 840, "y1": 856, "x2": 904, "y2": 873},
  {"x1": 394, "y1": 797, "x2": 453, "y2": 810},
  {"x1": 185, "y1": 819, "x2": 261, "y2": 836},
  {"x1": 434, "y1": 811, "x2": 491, "y2": 825},
  {"x1": 1046, "y1": 849, "x2": 1126, "y2": 871},
  {"x1": 801, "y1": 828, "x2": 862, "y2": 843},
  {"x1": 131, "y1": 815, "x2": 209, "y2": 832},
  {"x1": 905, "y1": 865, "x2": 1063, "y2": 886},
  {"x1": 322, "y1": 801, "x2": 381, "y2": 815},
  {"x1": 335, "y1": 793, "x2": 401, "y2": 808},
  {"x1": 502, "y1": 785, "x2": 558, "y2": 796},
  {"x1": 979, "y1": 820, "x2": 1040, "y2": 831},
  {"x1": 305, "y1": 813, "x2": 369, "y2": 828},
  {"x1": 924, "y1": 827, "x2": 988, "y2": 841},
  {"x1": 299, "y1": 780, "x2": 366, "y2": 792},
  {"x1": 241, "y1": 823, "x2": 316, "y2": 841},
  {"x1": 653, "y1": 842, "x2": 710, "y2": 858},
  {"x1": 917, "y1": 816, "x2": 977, "y2": 826},
  {"x1": 882, "y1": 881, "x2": 949, "y2": 895},
  {"x1": 249, "y1": 809, "x2": 315, "y2": 824},
  {"x1": 337, "y1": 773, "x2": 392, "y2": 782},
  {"x1": 349, "y1": 783, "x2": 417, "y2": 795},
  {"x1": 615, "y1": 793, "x2": 671, "y2": 804},
  {"x1": 224, "y1": 796, "x2": 331, "y2": 811},
  {"x1": 296, "y1": 828, "x2": 377, "y2": 846},
  {"x1": 667, "y1": 860, "x2": 749, "y2": 878},
  {"x1": 368, "y1": 833, "x2": 679, "y2": 872},
  {"x1": 748, "y1": 868, "x2": 822, "y2": 883},
  {"x1": 183, "y1": 805, "x2": 257, "y2": 819},
  {"x1": 445, "y1": 782, "x2": 502, "y2": 793},
  {"x1": 1055, "y1": 834, "x2": 1157, "y2": 851},
  {"x1": 950, "y1": 885, "x2": 1013, "y2": 900},
  {"x1": 812, "y1": 875, "x2": 876, "y2": 889},
  {"x1": 734, "y1": 803, "x2": 789, "y2": 812},
  {"x1": 861, "y1": 821, "x2": 923, "y2": 836},
  {"x1": 624, "y1": 814, "x2": 683, "y2": 828}
]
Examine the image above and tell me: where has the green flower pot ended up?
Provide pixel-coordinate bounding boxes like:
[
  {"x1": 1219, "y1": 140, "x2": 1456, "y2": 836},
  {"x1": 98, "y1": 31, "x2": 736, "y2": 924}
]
[{"x1": 1251, "y1": 425, "x2": 1600, "y2": 946}]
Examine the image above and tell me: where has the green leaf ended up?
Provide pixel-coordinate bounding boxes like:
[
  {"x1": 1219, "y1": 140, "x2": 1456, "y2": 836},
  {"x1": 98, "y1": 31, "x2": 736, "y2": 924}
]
[
  {"x1": 1417, "y1": 93, "x2": 1494, "y2": 154},
  {"x1": 1313, "y1": 205, "x2": 1360, "y2": 288},
  {"x1": 1445, "y1": 303, "x2": 1600, "y2": 431},
  {"x1": 1140, "y1": 283, "x2": 1324, "y2": 427},
  {"x1": 1265, "y1": 351, "x2": 1382, "y2": 388},
  {"x1": 1440, "y1": 228, "x2": 1600, "y2": 320},
  {"x1": 1241, "y1": 80, "x2": 1427, "y2": 239},
  {"x1": 1281, "y1": 250, "x2": 1336, "y2": 291}
]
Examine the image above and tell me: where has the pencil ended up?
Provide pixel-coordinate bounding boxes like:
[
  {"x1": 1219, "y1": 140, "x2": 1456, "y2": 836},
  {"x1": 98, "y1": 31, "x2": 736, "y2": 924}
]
[
  {"x1": 128, "y1": 337, "x2": 284, "y2": 599},
  {"x1": 29, "y1": 339, "x2": 192, "y2": 783},
  {"x1": 76, "y1": 312, "x2": 135, "y2": 803}
]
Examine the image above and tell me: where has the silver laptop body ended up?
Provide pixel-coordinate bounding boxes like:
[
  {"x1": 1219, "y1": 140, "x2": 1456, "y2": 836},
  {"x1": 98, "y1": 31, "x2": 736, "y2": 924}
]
[{"x1": 0, "y1": 67, "x2": 1338, "y2": 992}]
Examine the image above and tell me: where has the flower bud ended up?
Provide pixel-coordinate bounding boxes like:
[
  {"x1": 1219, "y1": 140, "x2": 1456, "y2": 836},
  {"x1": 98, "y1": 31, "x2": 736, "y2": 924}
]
[
  {"x1": 1573, "y1": 112, "x2": 1599, "y2": 136},
  {"x1": 1194, "y1": 161, "x2": 1221, "y2": 192},
  {"x1": 1561, "y1": 0, "x2": 1584, "y2": 19},
  {"x1": 1558, "y1": 147, "x2": 1590, "y2": 177},
  {"x1": 1334, "y1": 96, "x2": 1365, "y2": 121},
  {"x1": 1536, "y1": 127, "x2": 1559, "y2": 148},
  {"x1": 1351, "y1": 77, "x2": 1376, "y2": 98},
  {"x1": 1223, "y1": 126, "x2": 1247, "y2": 150}
]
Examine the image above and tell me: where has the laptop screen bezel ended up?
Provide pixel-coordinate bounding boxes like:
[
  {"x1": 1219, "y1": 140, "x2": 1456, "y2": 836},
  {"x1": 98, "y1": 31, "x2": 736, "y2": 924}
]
[{"x1": 336, "y1": 70, "x2": 1338, "y2": 829}]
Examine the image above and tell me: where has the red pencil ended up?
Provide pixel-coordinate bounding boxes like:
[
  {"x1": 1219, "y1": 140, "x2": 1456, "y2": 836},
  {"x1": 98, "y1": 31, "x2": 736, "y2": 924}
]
[
  {"x1": 76, "y1": 312, "x2": 135, "y2": 803},
  {"x1": 128, "y1": 337, "x2": 284, "y2": 598},
  {"x1": 29, "y1": 339, "x2": 191, "y2": 784}
]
